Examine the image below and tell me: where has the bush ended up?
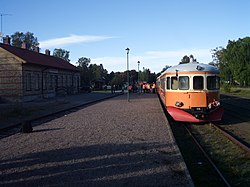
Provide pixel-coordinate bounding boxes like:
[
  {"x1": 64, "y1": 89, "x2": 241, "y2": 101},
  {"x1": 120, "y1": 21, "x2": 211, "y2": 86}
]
[{"x1": 222, "y1": 84, "x2": 231, "y2": 93}]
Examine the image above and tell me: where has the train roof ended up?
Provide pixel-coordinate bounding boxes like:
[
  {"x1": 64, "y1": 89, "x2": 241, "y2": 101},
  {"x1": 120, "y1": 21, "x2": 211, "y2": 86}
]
[{"x1": 161, "y1": 62, "x2": 219, "y2": 75}]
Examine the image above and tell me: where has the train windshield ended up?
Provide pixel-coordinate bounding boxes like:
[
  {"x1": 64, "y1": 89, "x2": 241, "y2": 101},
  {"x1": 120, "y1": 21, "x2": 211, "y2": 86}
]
[
  {"x1": 171, "y1": 76, "x2": 189, "y2": 90},
  {"x1": 193, "y1": 76, "x2": 204, "y2": 90},
  {"x1": 207, "y1": 76, "x2": 220, "y2": 90},
  {"x1": 179, "y1": 76, "x2": 189, "y2": 90}
]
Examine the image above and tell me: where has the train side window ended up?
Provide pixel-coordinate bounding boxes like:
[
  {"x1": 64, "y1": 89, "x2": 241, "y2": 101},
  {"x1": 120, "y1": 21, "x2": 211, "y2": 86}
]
[
  {"x1": 207, "y1": 76, "x2": 220, "y2": 90},
  {"x1": 193, "y1": 76, "x2": 204, "y2": 90},
  {"x1": 161, "y1": 78, "x2": 165, "y2": 90},
  {"x1": 171, "y1": 77, "x2": 178, "y2": 90},
  {"x1": 166, "y1": 77, "x2": 170, "y2": 90},
  {"x1": 179, "y1": 76, "x2": 189, "y2": 90}
]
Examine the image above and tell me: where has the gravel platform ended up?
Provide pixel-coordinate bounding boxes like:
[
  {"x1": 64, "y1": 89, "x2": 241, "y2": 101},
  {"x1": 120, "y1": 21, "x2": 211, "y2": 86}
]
[{"x1": 0, "y1": 94, "x2": 194, "y2": 186}]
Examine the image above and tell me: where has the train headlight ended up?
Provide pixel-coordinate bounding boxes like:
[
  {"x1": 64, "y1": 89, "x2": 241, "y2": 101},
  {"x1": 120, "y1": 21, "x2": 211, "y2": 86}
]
[
  {"x1": 216, "y1": 101, "x2": 220, "y2": 107},
  {"x1": 208, "y1": 103, "x2": 212, "y2": 109},
  {"x1": 175, "y1": 101, "x2": 184, "y2": 107},
  {"x1": 208, "y1": 100, "x2": 220, "y2": 109}
]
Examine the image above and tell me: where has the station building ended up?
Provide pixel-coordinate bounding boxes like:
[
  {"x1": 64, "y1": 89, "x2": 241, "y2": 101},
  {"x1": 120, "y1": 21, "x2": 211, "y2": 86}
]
[{"x1": 0, "y1": 36, "x2": 80, "y2": 102}]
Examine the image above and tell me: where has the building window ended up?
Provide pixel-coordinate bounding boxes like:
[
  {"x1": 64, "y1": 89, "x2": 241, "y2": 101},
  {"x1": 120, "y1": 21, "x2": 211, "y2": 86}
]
[
  {"x1": 35, "y1": 73, "x2": 40, "y2": 90},
  {"x1": 42, "y1": 73, "x2": 47, "y2": 90},
  {"x1": 60, "y1": 75, "x2": 63, "y2": 87},
  {"x1": 26, "y1": 73, "x2": 31, "y2": 91},
  {"x1": 193, "y1": 76, "x2": 204, "y2": 90},
  {"x1": 68, "y1": 75, "x2": 71, "y2": 86},
  {"x1": 49, "y1": 75, "x2": 53, "y2": 89}
]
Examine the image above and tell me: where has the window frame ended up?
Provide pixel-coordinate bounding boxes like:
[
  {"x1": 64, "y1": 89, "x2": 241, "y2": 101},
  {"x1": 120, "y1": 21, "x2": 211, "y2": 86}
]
[
  {"x1": 193, "y1": 76, "x2": 204, "y2": 90},
  {"x1": 171, "y1": 76, "x2": 178, "y2": 90},
  {"x1": 178, "y1": 76, "x2": 189, "y2": 90},
  {"x1": 207, "y1": 75, "x2": 220, "y2": 90}
]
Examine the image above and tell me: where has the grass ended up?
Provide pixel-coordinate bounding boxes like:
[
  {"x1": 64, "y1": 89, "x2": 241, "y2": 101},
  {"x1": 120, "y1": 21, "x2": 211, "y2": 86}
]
[
  {"x1": 168, "y1": 121, "x2": 225, "y2": 187},
  {"x1": 190, "y1": 124, "x2": 250, "y2": 187},
  {"x1": 221, "y1": 86, "x2": 250, "y2": 98}
]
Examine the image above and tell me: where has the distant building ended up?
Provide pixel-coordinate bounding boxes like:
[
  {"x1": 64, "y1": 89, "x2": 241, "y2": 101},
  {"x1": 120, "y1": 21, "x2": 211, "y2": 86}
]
[{"x1": 0, "y1": 36, "x2": 80, "y2": 102}]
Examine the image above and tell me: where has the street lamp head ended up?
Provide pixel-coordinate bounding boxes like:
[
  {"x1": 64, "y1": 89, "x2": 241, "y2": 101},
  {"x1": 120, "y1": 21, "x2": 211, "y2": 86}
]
[
  {"x1": 137, "y1": 61, "x2": 140, "y2": 64},
  {"x1": 125, "y1": 48, "x2": 130, "y2": 54}
]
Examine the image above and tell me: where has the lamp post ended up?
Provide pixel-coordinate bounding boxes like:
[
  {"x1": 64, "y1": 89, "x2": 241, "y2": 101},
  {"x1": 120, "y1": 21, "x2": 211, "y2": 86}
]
[
  {"x1": 125, "y1": 48, "x2": 130, "y2": 102},
  {"x1": 137, "y1": 61, "x2": 140, "y2": 93}
]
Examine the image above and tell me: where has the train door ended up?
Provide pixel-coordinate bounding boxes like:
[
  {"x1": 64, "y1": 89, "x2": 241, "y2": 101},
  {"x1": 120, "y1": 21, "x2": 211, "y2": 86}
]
[
  {"x1": 190, "y1": 75, "x2": 207, "y2": 108},
  {"x1": 178, "y1": 76, "x2": 190, "y2": 109}
]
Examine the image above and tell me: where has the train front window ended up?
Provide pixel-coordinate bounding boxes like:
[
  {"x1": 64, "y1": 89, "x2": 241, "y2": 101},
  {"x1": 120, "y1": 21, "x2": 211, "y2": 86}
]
[
  {"x1": 207, "y1": 76, "x2": 220, "y2": 90},
  {"x1": 171, "y1": 77, "x2": 178, "y2": 90},
  {"x1": 179, "y1": 76, "x2": 189, "y2": 90},
  {"x1": 193, "y1": 76, "x2": 204, "y2": 90}
]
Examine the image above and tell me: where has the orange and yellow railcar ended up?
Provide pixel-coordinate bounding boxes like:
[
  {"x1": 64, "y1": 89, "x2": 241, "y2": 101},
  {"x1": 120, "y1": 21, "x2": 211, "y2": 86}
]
[{"x1": 156, "y1": 61, "x2": 224, "y2": 122}]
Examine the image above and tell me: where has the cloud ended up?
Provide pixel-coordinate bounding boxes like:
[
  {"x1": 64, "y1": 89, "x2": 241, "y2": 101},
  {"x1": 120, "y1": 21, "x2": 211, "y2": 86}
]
[
  {"x1": 145, "y1": 49, "x2": 211, "y2": 59},
  {"x1": 39, "y1": 34, "x2": 115, "y2": 48},
  {"x1": 91, "y1": 48, "x2": 213, "y2": 73}
]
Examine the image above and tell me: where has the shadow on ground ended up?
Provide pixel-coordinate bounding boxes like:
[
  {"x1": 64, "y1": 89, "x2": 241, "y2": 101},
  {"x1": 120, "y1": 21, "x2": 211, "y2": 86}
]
[{"x1": 0, "y1": 142, "x2": 187, "y2": 186}]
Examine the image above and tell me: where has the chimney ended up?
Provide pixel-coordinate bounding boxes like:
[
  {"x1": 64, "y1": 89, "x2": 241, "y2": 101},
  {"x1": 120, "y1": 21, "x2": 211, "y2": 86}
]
[
  {"x1": 45, "y1": 49, "x2": 50, "y2": 56},
  {"x1": 3, "y1": 35, "x2": 11, "y2": 45},
  {"x1": 21, "y1": 42, "x2": 27, "y2": 49},
  {"x1": 34, "y1": 46, "x2": 40, "y2": 52}
]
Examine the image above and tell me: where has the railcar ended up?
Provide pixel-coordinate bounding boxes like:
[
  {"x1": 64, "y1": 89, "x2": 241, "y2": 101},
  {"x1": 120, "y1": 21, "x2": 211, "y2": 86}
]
[{"x1": 157, "y1": 60, "x2": 224, "y2": 122}]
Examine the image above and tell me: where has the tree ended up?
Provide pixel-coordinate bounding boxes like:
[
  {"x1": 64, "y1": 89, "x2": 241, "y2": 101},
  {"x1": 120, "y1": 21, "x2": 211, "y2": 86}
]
[
  {"x1": 77, "y1": 57, "x2": 91, "y2": 85},
  {"x1": 140, "y1": 68, "x2": 150, "y2": 82},
  {"x1": 180, "y1": 55, "x2": 190, "y2": 64},
  {"x1": 179, "y1": 55, "x2": 196, "y2": 64},
  {"x1": 53, "y1": 48, "x2": 70, "y2": 62},
  {"x1": 111, "y1": 72, "x2": 124, "y2": 86},
  {"x1": 77, "y1": 57, "x2": 90, "y2": 68},
  {"x1": 11, "y1": 31, "x2": 39, "y2": 50},
  {"x1": 212, "y1": 37, "x2": 250, "y2": 86},
  {"x1": 160, "y1": 65, "x2": 171, "y2": 73}
]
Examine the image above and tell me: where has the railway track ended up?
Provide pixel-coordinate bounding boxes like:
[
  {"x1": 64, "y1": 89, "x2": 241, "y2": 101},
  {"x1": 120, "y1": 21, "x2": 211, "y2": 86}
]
[
  {"x1": 183, "y1": 123, "x2": 231, "y2": 187},
  {"x1": 185, "y1": 122, "x2": 249, "y2": 187},
  {"x1": 170, "y1": 120, "x2": 250, "y2": 187},
  {"x1": 158, "y1": 94, "x2": 250, "y2": 186},
  {"x1": 218, "y1": 94, "x2": 250, "y2": 147},
  {"x1": 211, "y1": 122, "x2": 250, "y2": 154}
]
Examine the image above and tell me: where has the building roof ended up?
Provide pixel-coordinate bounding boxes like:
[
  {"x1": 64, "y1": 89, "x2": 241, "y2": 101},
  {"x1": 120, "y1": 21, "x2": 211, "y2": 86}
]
[{"x1": 0, "y1": 43, "x2": 79, "y2": 72}]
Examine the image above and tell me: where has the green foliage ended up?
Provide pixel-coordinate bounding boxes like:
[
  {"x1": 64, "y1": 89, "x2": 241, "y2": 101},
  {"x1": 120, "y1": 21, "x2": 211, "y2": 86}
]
[
  {"x1": 179, "y1": 54, "x2": 195, "y2": 64},
  {"x1": 111, "y1": 73, "x2": 124, "y2": 86},
  {"x1": 212, "y1": 37, "x2": 250, "y2": 87},
  {"x1": 77, "y1": 57, "x2": 91, "y2": 85},
  {"x1": 77, "y1": 57, "x2": 108, "y2": 86},
  {"x1": 160, "y1": 65, "x2": 171, "y2": 73},
  {"x1": 53, "y1": 48, "x2": 70, "y2": 62},
  {"x1": 140, "y1": 68, "x2": 150, "y2": 82},
  {"x1": 222, "y1": 84, "x2": 231, "y2": 93},
  {"x1": 11, "y1": 31, "x2": 39, "y2": 50},
  {"x1": 180, "y1": 55, "x2": 190, "y2": 64}
]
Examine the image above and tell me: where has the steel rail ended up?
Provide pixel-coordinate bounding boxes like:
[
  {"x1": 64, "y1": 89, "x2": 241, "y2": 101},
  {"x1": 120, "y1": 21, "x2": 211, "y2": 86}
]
[
  {"x1": 183, "y1": 124, "x2": 231, "y2": 187},
  {"x1": 211, "y1": 123, "x2": 250, "y2": 154}
]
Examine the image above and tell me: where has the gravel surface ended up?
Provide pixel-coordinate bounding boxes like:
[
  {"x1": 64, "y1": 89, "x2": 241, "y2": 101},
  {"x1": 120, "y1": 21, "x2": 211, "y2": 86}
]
[{"x1": 0, "y1": 94, "x2": 194, "y2": 186}]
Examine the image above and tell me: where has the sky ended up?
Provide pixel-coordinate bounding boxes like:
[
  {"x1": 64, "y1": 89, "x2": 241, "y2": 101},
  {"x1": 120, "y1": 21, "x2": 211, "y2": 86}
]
[{"x1": 1, "y1": 0, "x2": 250, "y2": 73}]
